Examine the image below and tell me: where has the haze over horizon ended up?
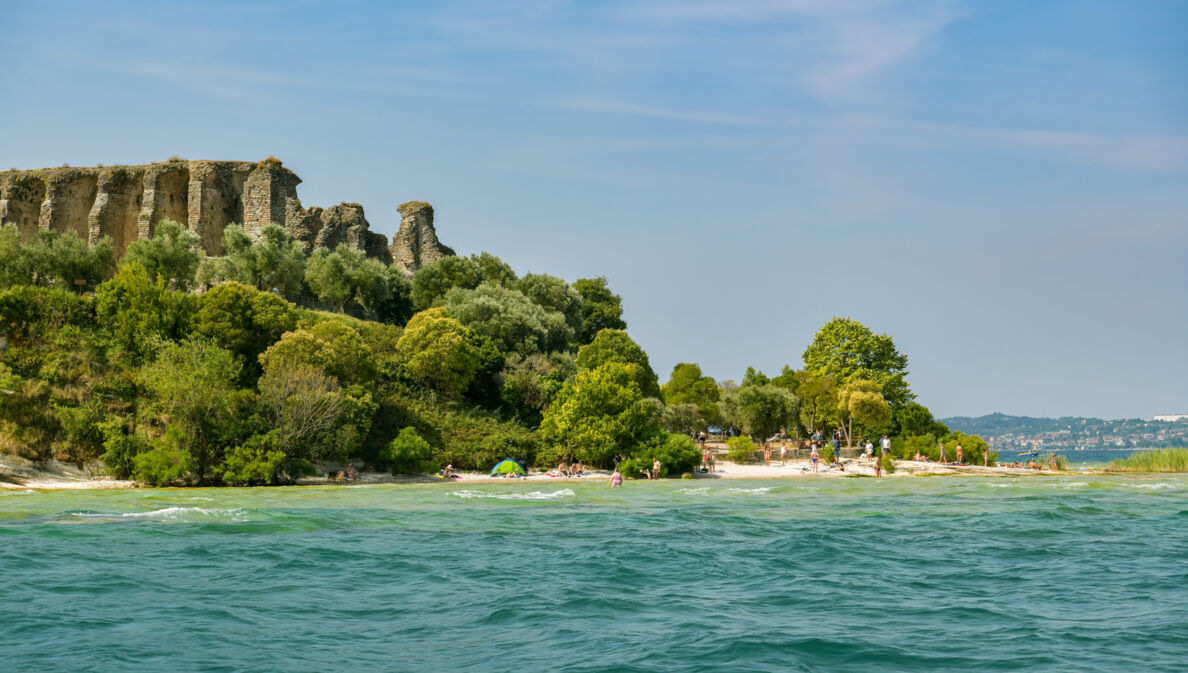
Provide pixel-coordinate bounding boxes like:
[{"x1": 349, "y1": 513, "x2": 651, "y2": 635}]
[{"x1": 4, "y1": 0, "x2": 1185, "y2": 419}]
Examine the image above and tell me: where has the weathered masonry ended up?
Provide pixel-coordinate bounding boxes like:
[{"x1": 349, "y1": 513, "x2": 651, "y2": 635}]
[{"x1": 0, "y1": 158, "x2": 454, "y2": 273}]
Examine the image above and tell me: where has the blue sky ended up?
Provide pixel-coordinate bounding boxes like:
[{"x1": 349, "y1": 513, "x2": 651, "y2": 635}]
[{"x1": 4, "y1": 0, "x2": 1186, "y2": 419}]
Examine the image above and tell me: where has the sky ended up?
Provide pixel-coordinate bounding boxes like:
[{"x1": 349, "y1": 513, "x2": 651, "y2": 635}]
[{"x1": 3, "y1": 0, "x2": 1186, "y2": 419}]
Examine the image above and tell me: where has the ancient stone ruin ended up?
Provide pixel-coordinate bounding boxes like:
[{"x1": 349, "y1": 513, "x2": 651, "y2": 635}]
[
  {"x1": 389, "y1": 201, "x2": 456, "y2": 275},
  {"x1": 0, "y1": 158, "x2": 453, "y2": 270}
]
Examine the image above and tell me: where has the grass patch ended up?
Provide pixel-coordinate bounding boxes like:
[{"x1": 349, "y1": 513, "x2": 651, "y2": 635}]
[{"x1": 1106, "y1": 449, "x2": 1188, "y2": 473}]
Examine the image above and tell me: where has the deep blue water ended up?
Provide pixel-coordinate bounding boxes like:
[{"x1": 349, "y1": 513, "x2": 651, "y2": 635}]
[{"x1": 2, "y1": 474, "x2": 1186, "y2": 672}]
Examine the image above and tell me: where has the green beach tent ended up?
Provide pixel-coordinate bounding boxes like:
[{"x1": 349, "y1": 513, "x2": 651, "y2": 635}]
[{"x1": 490, "y1": 459, "x2": 527, "y2": 477}]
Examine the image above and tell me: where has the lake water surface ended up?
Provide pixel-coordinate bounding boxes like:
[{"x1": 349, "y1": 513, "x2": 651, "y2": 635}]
[{"x1": 2, "y1": 474, "x2": 1186, "y2": 672}]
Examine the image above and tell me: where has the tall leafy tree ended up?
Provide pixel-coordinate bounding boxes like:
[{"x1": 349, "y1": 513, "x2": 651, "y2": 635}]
[
  {"x1": 661, "y1": 363, "x2": 721, "y2": 426},
  {"x1": 392, "y1": 308, "x2": 481, "y2": 400},
  {"x1": 124, "y1": 219, "x2": 203, "y2": 290},
  {"x1": 575, "y1": 329, "x2": 660, "y2": 398},
  {"x1": 572, "y1": 277, "x2": 626, "y2": 343},
  {"x1": 95, "y1": 262, "x2": 194, "y2": 361},
  {"x1": 836, "y1": 379, "x2": 889, "y2": 445},
  {"x1": 138, "y1": 339, "x2": 242, "y2": 482},
  {"x1": 516, "y1": 273, "x2": 584, "y2": 331},
  {"x1": 802, "y1": 317, "x2": 913, "y2": 409},
  {"x1": 736, "y1": 384, "x2": 796, "y2": 446},
  {"x1": 442, "y1": 283, "x2": 573, "y2": 356},
  {"x1": 539, "y1": 362, "x2": 657, "y2": 466},
  {"x1": 305, "y1": 244, "x2": 388, "y2": 313},
  {"x1": 192, "y1": 282, "x2": 298, "y2": 379},
  {"x1": 410, "y1": 255, "x2": 486, "y2": 311}
]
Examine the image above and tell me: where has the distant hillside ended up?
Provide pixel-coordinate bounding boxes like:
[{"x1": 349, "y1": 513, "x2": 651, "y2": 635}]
[{"x1": 943, "y1": 413, "x2": 1188, "y2": 450}]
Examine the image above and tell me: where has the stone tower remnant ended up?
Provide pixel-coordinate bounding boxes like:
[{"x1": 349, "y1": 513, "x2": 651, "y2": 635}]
[{"x1": 389, "y1": 201, "x2": 456, "y2": 275}]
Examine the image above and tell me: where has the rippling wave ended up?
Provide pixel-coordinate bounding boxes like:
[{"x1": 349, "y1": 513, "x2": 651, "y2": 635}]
[{"x1": 1, "y1": 475, "x2": 1186, "y2": 672}]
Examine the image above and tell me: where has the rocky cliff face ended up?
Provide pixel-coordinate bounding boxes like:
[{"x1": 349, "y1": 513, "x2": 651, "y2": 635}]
[
  {"x1": 0, "y1": 158, "x2": 401, "y2": 262},
  {"x1": 390, "y1": 201, "x2": 455, "y2": 275}
]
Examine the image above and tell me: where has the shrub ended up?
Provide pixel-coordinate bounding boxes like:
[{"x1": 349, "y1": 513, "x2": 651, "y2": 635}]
[
  {"x1": 381, "y1": 426, "x2": 436, "y2": 474},
  {"x1": 819, "y1": 445, "x2": 835, "y2": 463},
  {"x1": 620, "y1": 432, "x2": 700, "y2": 479},
  {"x1": 726, "y1": 435, "x2": 758, "y2": 462},
  {"x1": 98, "y1": 417, "x2": 147, "y2": 479},
  {"x1": 132, "y1": 432, "x2": 194, "y2": 486},
  {"x1": 219, "y1": 434, "x2": 286, "y2": 485},
  {"x1": 880, "y1": 453, "x2": 895, "y2": 474}
]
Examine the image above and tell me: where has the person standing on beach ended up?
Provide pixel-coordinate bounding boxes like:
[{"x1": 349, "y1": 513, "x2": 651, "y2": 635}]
[
  {"x1": 938, "y1": 442, "x2": 947, "y2": 464},
  {"x1": 955, "y1": 443, "x2": 963, "y2": 465},
  {"x1": 810, "y1": 443, "x2": 820, "y2": 473},
  {"x1": 763, "y1": 445, "x2": 772, "y2": 467},
  {"x1": 652, "y1": 458, "x2": 662, "y2": 480},
  {"x1": 609, "y1": 469, "x2": 622, "y2": 487},
  {"x1": 874, "y1": 453, "x2": 882, "y2": 478},
  {"x1": 780, "y1": 442, "x2": 788, "y2": 466},
  {"x1": 881, "y1": 435, "x2": 891, "y2": 458}
]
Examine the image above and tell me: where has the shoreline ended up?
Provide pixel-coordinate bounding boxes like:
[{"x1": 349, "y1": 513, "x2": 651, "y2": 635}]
[{"x1": 1, "y1": 454, "x2": 1089, "y2": 491}]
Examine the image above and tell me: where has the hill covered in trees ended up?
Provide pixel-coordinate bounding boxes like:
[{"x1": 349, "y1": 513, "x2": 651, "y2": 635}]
[
  {"x1": 943, "y1": 413, "x2": 1188, "y2": 451},
  {"x1": 0, "y1": 219, "x2": 984, "y2": 485}
]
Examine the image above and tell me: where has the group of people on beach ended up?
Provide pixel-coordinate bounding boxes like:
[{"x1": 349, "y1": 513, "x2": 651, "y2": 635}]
[{"x1": 551, "y1": 460, "x2": 586, "y2": 477}]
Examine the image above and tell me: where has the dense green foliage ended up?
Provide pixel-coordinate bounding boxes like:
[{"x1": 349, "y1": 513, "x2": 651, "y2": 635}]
[{"x1": 0, "y1": 223, "x2": 985, "y2": 484}]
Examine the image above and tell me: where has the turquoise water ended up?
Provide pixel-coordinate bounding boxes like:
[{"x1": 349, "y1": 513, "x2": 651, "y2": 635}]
[{"x1": 2, "y1": 475, "x2": 1186, "y2": 673}]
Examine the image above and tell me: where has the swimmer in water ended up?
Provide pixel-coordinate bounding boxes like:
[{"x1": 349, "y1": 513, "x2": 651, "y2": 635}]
[{"x1": 609, "y1": 469, "x2": 622, "y2": 487}]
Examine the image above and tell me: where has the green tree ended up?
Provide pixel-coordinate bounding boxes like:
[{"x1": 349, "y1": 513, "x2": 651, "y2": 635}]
[
  {"x1": 410, "y1": 255, "x2": 485, "y2": 310},
  {"x1": 892, "y1": 402, "x2": 950, "y2": 437},
  {"x1": 392, "y1": 308, "x2": 481, "y2": 399},
  {"x1": 539, "y1": 362, "x2": 658, "y2": 466},
  {"x1": 192, "y1": 282, "x2": 298, "y2": 378},
  {"x1": 472, "y1": 252, "x2": 517, "y2": 287},
  {"x1": 138, "y1": 339, "x2": 242, "y2": 482},
  {"x1": 95, "y1": 262, "x2": 194, "y2": 361},
  {"x1": 575, "y1": 329, "x2": 660, "y2": 398},
  {"x1": 837, "y1": 380, "x2": 892, "y2": 444},
  {"x1": 0, "y1": 225, "x2": 114, "y2": 291},
  {"x1": 659, "y1": 402, "x2": 705, "y2": 435},
  {"x1": 515, "y1": 273, "x2": 584, "y2": 331},
  {"x1": 196, "y1": 224, "x2": 308, "y2": 298},
  {"x1": 259, "y1": 319, "x2": 377, "y2": 387},
  {"x1": 305, "y1": 244, "x2": 389, "y2": 313},
  {"x1": 124, "y1": 219, "x2": 203, "y2": 290},
  {"x1": 662, "y1": 363, "x2": 721, "y2": 425},
  {"x1": 380, "y1": 426, "x2": 436, "y2": 474},
  {"x1": 572, "y1": 277, "x2": 626, "y2": 343},
  {"x1": 794, "y1": 370, "x2": 836, "y2": 437},
  {"x1": 802, "y1": 317, "x2": 914, "y2": 409},
  {"x1": 736, "y1": 384, "x2": 796, "y2": 446},
  {"x1": 443, "y1": 283, "x2": 573, "y2": 356},
  {"x1": 257, "y1": 362, "x2": 348, "y2": 466},
  {"x1": 741, "y1": 366, "x2": 770, "y2": 388},
  {"x1": 498, "y1": 352, "x2": 575, "y2": 426}
]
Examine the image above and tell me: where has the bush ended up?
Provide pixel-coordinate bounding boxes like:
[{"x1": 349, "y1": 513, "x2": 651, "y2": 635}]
[
  {"x1": 819, "y1": 445, "x2": 835, "y2": 463},
  {"x1": 132, "y1": 431, "x2": 194, "y2": 486},
  {"x1": 381, "y1": 426, "x2": 436, "y2": 474},
  {"x1": 98, "y1": 417, "x2": 147, "y2": 479},
  {"x1": 880, "y1": 453, "x2": 895, "y2": 474},
  {"x1": 725, "y1": 435, "x2": 758, "y2": 462},
  {"x1": 219, "y1": 434, "x2": 286, "y2": 486}
]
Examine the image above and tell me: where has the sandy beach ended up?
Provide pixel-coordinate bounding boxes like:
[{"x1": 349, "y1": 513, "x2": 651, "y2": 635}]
[{"x1": 1, "y1": 451, "x2": 1071, "y2": 491}]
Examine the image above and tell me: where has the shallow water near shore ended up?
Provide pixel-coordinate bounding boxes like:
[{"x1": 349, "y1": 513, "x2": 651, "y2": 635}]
[{"x1": 2, "y1": 474, "x2": 1186, "y2": 673}]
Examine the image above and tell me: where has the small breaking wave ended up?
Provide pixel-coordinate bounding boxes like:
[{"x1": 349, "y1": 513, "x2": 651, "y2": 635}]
[
  {"x1": 0, "y1": 489, "x2": 36, "y2": 496},
  {"x1": 71, "y1": 507, "x2": 249, "y2": 522},
  {"x1": 679, "y1": 486, "x2": 773, "y2": 495},
  {"x1": 449, "y1": 489, "x2": 575, "y2": 501},
  {"x1": 1131, "y1": 483, "x2": 1178, "y2": 490}
]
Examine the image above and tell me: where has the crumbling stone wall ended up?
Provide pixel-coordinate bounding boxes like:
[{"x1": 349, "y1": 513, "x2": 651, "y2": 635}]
[
  {"x1": 0, "y1": 158, "x2": 405, "y2": 262},
  {"x1": 390, "y1": 201, "x2": 455, "y2": 275}
]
